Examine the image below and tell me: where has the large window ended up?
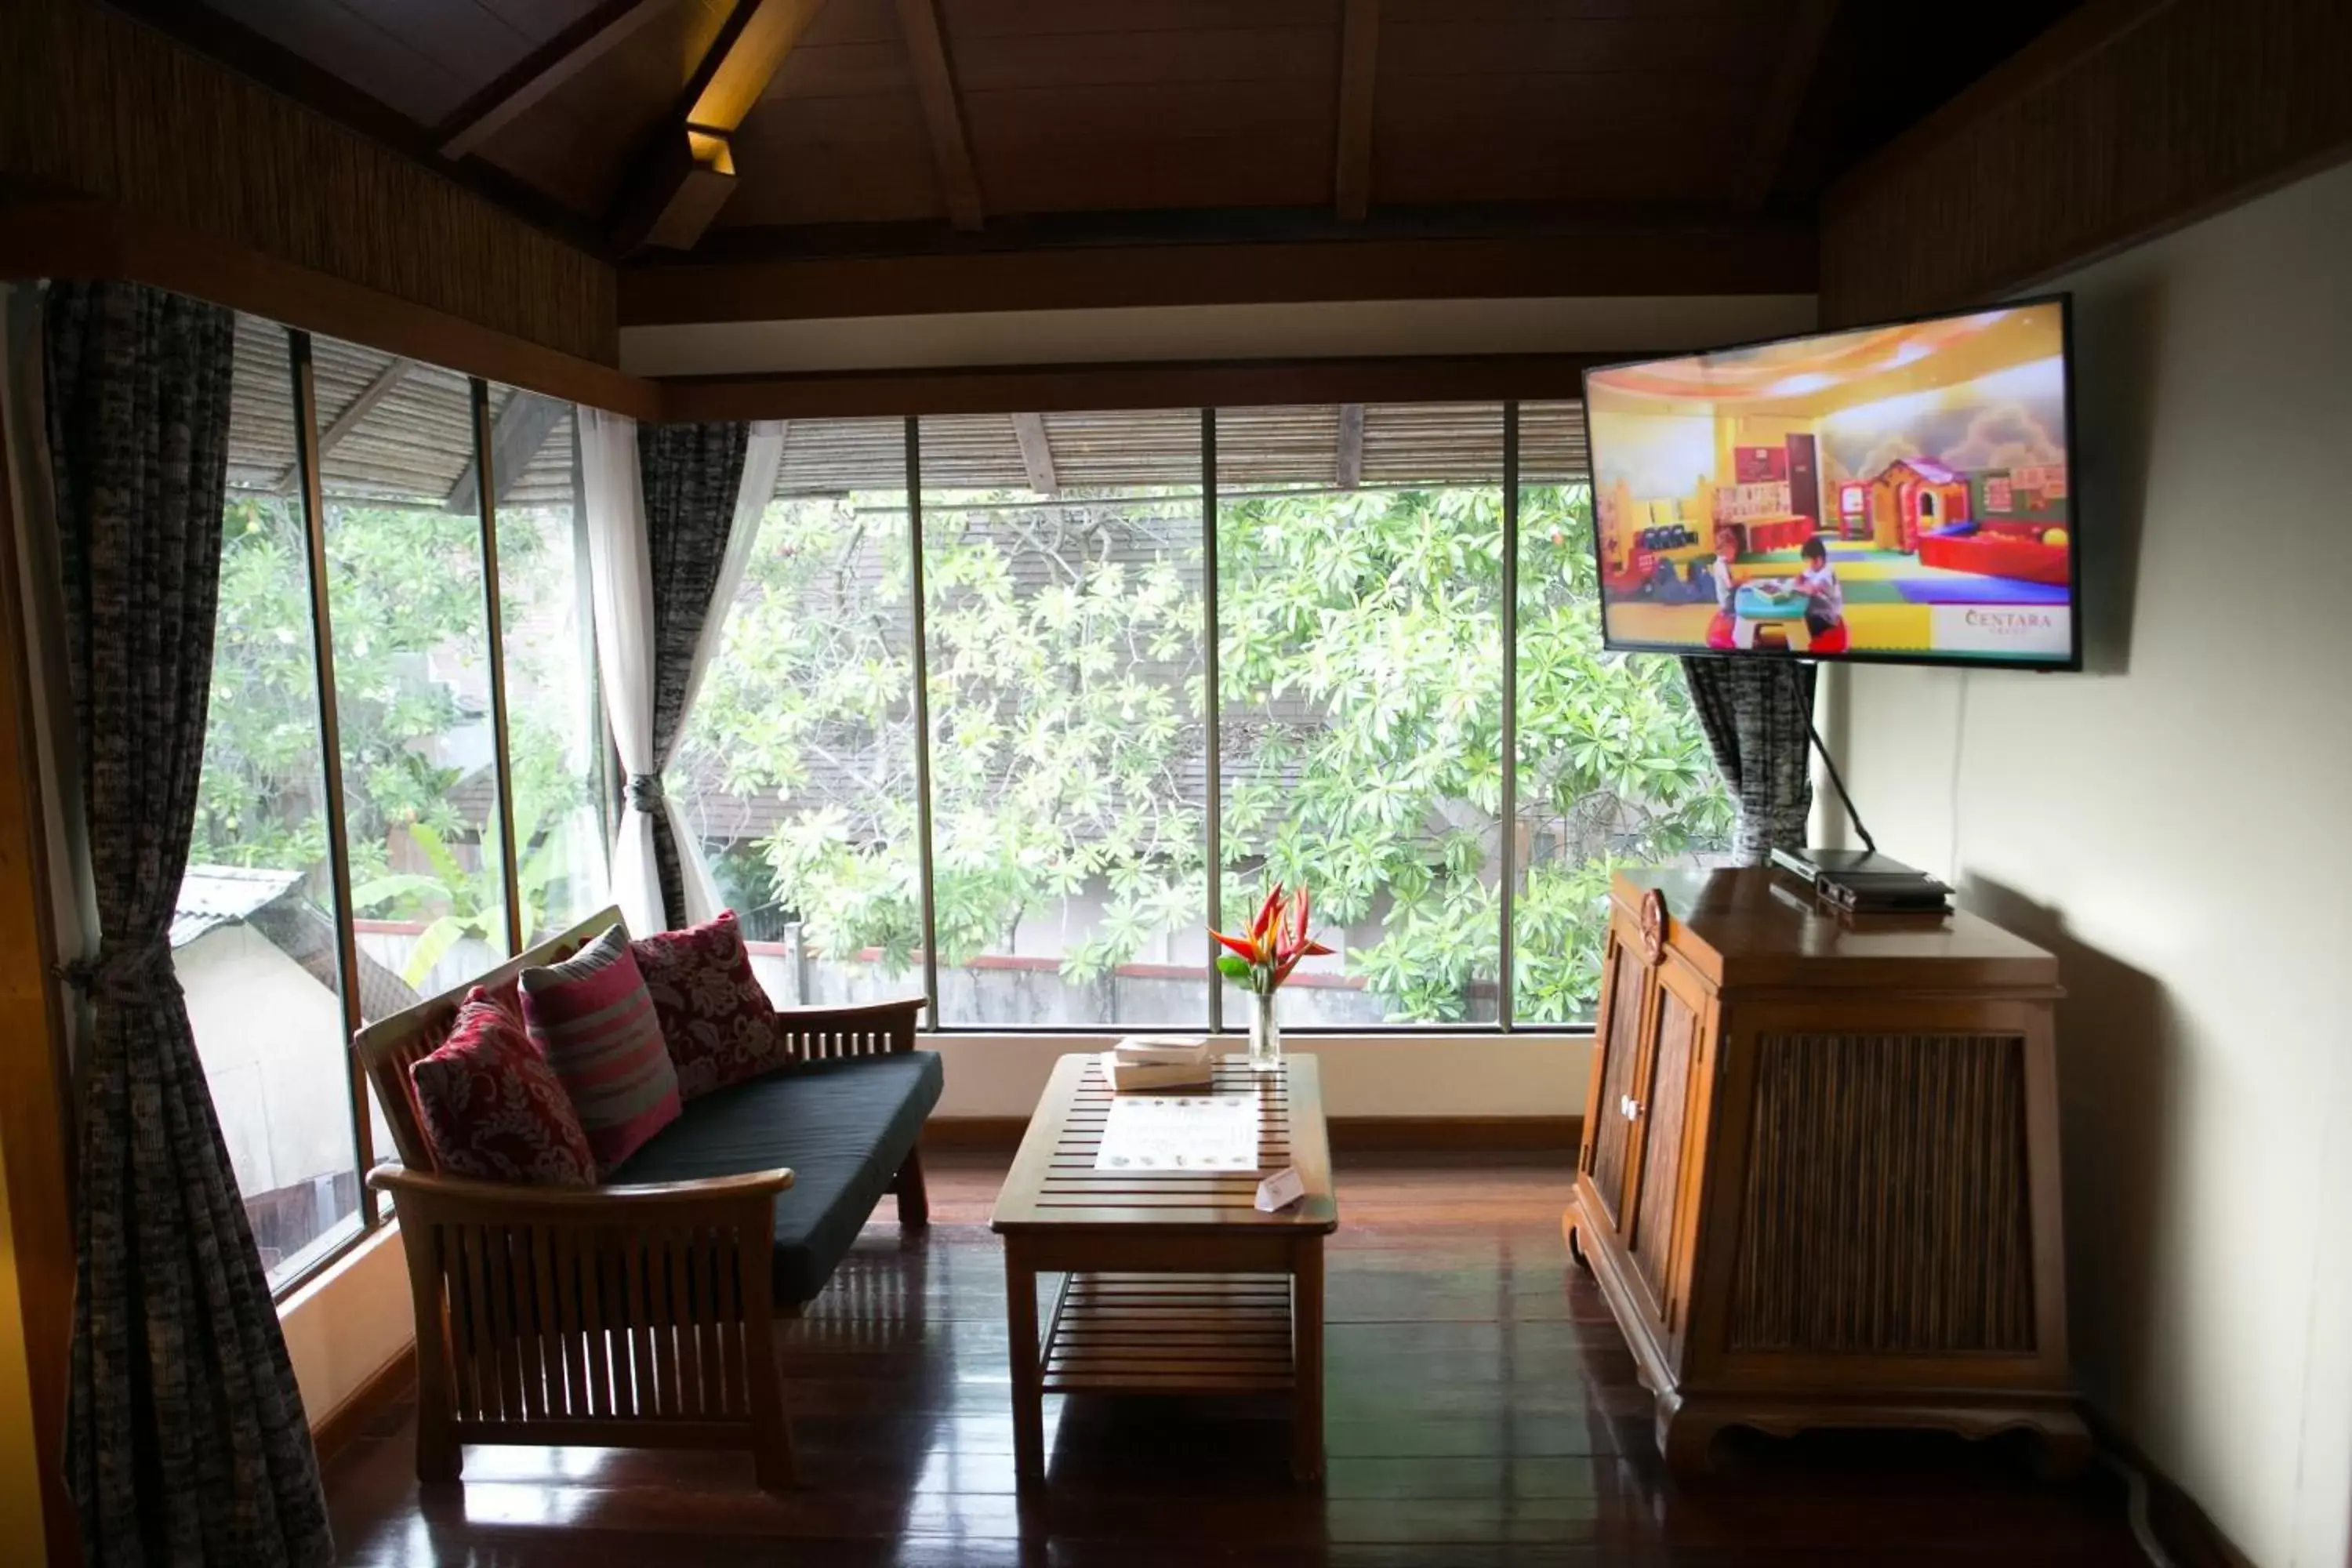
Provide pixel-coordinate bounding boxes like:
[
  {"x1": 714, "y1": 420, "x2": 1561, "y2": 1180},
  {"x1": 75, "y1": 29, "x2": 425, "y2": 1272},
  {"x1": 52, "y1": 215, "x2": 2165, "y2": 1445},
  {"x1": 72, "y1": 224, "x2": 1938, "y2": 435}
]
[
  {"x1": 316, "y1": 342, "x2": 511, "y2": 1005},
  {"x1": 178, "y1": 318, "x2": 363, "y2": 1286},
  {"x1": 1219, "y1": 405, "x2": 1506, "y2": 1025},
  {"x1": 920, "y1": 412, "x2": 1208, "y2": 1029},
  {"x1": 185, "y1": 319, "x2": 611, "y2": 1296},
  {"x1": 680, "y1": 406, "x2": 1726, "y2": 1032},
  {"x1": 676, "y1": 419, "x2": 923, "y2": 1012}
]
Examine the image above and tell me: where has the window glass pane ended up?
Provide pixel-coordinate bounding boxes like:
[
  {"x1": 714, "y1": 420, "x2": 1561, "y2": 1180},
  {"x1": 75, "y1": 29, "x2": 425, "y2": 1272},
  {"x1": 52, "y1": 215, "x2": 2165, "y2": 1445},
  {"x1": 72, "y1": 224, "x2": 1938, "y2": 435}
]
[
  {"x1": 314, "y1": 342, "x2": 508, "y2": 1013},
  {"x1": 1511, "y1": 401, "x2": 1733, "y2": 1024},
  {"x1": 180, "y1": 315, "x2": 361, "y2": 1285},
  {"x1": 485, "y1": 394, "x2": 611, "y2": 942},
  {"x1": 1217, "y1": 404, "x2": 1504, "y2": 1025},
  {"x1": 920, "y1": 412, "x2": 1209, "y2": 1028},
  {"x1": 674, "y1": 420, "x2": 925, "y2": 1012}
]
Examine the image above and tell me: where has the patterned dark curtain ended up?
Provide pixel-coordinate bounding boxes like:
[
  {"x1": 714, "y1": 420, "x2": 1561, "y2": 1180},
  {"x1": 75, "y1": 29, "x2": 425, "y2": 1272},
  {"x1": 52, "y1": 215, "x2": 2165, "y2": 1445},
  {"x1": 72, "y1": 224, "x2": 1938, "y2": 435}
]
[
  {"x1": 44, "y1": 281, "x2": 332, "y2": 1566},
  {"x1": 637, "y1": 421, "x2": 749, "y2": 927},
  {"x1": 1682, "y1": 657, "x2": 1817, "y2": 866}
]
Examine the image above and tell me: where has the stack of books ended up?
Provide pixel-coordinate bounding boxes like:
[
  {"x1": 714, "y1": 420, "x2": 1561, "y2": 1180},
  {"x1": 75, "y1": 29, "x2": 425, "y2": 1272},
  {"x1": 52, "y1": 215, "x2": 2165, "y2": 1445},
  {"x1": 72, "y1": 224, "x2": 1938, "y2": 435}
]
[{"x1": 1101, "y1": 1035, "x2": 1214, "y2": 1092}]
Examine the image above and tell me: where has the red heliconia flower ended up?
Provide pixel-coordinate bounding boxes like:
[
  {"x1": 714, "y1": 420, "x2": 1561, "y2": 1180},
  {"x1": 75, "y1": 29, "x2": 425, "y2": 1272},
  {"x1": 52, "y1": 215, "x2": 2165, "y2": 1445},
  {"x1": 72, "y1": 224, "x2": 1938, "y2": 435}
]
[
  {"x1": 1211, "y1": 882, "x2": 1332, "y2": 993},
  {"x1": 1249, "y1": 884, "x2": 1284, "y2": 949},
  {"x1": 1211, "y1": 928, "x2": 1261, "y2": 962}
]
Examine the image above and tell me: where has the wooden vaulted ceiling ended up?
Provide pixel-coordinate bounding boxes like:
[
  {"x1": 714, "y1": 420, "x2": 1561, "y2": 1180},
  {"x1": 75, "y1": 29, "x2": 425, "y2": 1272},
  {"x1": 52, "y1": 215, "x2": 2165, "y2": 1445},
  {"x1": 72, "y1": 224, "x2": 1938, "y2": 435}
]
[{"x1": 114, "y1": 0, "x2": 2082, "y2": 270}]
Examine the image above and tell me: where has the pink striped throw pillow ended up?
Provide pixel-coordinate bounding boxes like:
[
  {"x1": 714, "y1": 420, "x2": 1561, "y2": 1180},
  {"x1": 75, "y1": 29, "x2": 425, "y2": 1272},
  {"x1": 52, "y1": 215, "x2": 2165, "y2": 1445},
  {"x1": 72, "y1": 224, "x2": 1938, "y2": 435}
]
[{"x1": 518, "y1": 926, "x2": 681, "y2": 1175}]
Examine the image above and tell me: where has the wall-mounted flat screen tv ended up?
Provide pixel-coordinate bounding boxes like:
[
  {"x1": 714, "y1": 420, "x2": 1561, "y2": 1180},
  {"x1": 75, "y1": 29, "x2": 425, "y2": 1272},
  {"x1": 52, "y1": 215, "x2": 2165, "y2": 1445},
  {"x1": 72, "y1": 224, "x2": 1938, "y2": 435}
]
[{"x1": 1583, "y1": 296, "x2": 2078, "y2": 669}]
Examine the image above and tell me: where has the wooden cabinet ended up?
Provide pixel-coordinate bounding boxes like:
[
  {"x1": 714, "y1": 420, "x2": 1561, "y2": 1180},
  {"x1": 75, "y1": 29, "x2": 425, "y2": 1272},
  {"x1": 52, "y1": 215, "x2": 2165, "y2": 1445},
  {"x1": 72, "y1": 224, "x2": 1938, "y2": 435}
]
[{"x1": 1566, "y1": 869, "x2": 2086, "y2": 1475}]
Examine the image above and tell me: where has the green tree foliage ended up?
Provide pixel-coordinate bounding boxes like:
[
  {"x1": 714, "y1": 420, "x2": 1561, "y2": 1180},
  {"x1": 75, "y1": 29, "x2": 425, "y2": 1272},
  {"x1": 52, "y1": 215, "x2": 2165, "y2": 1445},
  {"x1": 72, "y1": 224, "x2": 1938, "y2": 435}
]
[
  {"x1": 194, "y1": 494, "x2": 593, "y2": 978},
  {"x1": 680, "y1": 481, "x2": 1729, "y2": 1023},
  {"x1": 200, "y1": 471, "x2": 1727, "y2": 1022},
  {"x1": 1510, "y1": 488, "x2": 1734, "y2": 1018}
]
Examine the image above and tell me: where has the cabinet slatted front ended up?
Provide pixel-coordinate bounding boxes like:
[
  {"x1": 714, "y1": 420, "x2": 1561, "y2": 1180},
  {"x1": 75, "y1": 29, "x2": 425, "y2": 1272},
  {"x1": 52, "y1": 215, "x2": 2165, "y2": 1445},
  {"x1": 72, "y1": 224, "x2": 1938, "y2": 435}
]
[{"x1": 1565, "y1": 869, "x2": 2085, "y2": 1475}]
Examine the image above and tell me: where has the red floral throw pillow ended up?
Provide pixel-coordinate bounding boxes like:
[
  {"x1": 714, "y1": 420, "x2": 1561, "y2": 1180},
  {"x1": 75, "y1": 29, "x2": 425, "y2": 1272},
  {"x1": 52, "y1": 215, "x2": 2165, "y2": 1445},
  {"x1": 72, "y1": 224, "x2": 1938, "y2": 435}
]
[
  {"x1": 519, "y1": 926, "x2": 681, "y2": 1175},
  {"x1": 631, "y1": 910, "x2": 789, "y2": 1102},
  {"x1": 408, "y1": 989, "x2": 596, "y2": 1186}
]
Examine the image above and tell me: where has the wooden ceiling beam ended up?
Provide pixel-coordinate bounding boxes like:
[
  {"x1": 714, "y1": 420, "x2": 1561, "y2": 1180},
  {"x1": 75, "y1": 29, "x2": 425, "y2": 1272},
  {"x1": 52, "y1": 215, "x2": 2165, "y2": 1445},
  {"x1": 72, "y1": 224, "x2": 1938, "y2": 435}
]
[
  {"x1": 436, "y1": 0, "x2": 675, "y2": 162},
  {"x1": 273, "y1": 354, "x2": 411, "y2": 492},
  {"x1": 622, "y1": 129, "x2": 743, "y2": 252},
  {"x1": 1334, "y1": 0, "x2": 1381, "y2": 222},
  {"x1": 689, "y1": 0, "x2": 827, "y2": 129},
  {"x1": 894, "y1": 0, "x2": 985, "y2": 232},
  {"x1": 1010, "y1": 412, "x2": 1058, "y2": 496},
  {"x1": 1733, "y1": 0, "x2": 1839, "y2": 212},
  {"x1": 657, "y1": 350, "x2": 1638, "y2": 423},
  {"x1": 619, "y1": 221, "x2": 1820, "y2": 325},
  {"x1": 612, "y1": 0, "x2": 829, "y2": 253},
  {"x1": 1334, "y1": 403, "x2": 1364, "y2": 488},
  {"x1": 3, "y1": 197, "x2": 661, "y2": 418}
]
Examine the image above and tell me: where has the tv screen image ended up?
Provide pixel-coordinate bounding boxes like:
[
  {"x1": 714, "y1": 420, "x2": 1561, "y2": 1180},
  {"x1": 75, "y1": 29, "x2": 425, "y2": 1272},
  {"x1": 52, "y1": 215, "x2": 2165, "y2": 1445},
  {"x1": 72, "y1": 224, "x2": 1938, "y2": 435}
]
[{"x1": 1583, "y1": 298, "x2": 2078, "y2": 669}]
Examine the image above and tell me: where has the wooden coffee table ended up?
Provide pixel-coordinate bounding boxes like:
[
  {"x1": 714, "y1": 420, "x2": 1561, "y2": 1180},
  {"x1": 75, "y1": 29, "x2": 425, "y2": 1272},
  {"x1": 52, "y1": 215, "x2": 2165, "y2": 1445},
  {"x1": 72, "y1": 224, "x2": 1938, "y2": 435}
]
[{"x1": 991, "y1": 1051, "x2": 1338, "y2": 1484}]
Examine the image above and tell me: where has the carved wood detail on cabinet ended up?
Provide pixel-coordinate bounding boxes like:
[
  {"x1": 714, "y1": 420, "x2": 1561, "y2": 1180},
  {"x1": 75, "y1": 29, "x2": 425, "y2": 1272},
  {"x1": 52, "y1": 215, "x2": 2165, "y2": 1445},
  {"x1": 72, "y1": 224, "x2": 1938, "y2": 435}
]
[{"x1": 1565, "y1": 869, "x2": 2083, "y2": 1478}]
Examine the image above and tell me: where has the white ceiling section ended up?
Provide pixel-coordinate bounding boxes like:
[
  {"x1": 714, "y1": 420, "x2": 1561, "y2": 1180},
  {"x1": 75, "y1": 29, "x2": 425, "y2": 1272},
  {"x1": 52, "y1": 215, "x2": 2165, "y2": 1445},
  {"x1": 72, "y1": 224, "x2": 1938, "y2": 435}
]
[{"x1": 618, "y1": 294, "x2": 1820, "y2": 378}]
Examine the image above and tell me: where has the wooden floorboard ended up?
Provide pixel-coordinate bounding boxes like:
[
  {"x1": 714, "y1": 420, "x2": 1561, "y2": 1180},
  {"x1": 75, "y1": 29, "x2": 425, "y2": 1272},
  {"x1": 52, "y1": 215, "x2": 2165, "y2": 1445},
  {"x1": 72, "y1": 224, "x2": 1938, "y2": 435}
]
[{"x1": 324, "y1": 1151, "x2": 2147, "y2": 1566}]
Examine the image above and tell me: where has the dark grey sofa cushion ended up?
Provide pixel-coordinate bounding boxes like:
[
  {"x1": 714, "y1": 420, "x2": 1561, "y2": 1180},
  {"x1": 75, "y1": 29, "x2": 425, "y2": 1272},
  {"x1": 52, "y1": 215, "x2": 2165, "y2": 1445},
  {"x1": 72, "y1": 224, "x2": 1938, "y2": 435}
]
[{"x1": 612, "y1": 1051, "x2": 942, "y2": 1304}]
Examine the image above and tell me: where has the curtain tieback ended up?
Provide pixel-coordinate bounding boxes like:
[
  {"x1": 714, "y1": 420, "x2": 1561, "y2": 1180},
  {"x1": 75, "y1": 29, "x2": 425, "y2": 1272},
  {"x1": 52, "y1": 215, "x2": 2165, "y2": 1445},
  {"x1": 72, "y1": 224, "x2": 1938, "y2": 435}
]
[
  {"x1": 58, "y1": 941, "x2": 180, "y2": 1005},
  {"x1": 625, "y1": 772, "x2": 666, "y2": 812}
]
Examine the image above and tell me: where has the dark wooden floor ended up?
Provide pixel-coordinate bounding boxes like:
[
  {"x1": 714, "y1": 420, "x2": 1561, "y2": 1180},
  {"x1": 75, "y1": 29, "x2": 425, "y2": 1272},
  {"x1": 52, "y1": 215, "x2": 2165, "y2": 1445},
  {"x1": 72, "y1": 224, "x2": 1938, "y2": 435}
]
[{"x1": 325, "y1": 1151, "x2": 2147, "y2": 1566}]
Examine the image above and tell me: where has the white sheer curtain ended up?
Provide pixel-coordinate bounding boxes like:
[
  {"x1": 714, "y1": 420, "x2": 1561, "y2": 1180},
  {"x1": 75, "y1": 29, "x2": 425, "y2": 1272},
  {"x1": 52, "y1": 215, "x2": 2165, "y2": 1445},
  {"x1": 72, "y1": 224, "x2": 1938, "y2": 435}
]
[{"x1": 579, "y1": 408, "x2": 783, "y2": 934}]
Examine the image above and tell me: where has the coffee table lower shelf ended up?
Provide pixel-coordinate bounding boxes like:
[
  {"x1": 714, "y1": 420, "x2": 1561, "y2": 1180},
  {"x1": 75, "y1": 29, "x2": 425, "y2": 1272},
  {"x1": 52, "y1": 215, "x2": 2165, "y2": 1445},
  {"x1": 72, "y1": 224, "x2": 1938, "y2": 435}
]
[{"x1": 1041, "y1": 1272, "x2": 1298, "y2": 1396}]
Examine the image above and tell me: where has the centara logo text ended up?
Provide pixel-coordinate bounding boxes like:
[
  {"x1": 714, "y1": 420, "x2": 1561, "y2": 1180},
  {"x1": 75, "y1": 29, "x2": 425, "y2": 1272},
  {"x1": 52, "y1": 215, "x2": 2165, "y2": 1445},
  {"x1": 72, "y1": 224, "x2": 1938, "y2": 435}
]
[{"x1": 1962, "y1": 608, "x2": 2058, "y2": 633}]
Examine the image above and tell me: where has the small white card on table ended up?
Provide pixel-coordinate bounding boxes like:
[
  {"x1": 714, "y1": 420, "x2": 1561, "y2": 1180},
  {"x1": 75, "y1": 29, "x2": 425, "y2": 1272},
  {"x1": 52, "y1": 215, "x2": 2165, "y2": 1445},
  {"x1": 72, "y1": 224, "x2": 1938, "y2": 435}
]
[
  {"x1": 1092, "y1": 1094, "x2": 1260, "y2": 1171},
  {"x1": 1254, "y1": 1167, "x2": 1306, "y2": 1211}
]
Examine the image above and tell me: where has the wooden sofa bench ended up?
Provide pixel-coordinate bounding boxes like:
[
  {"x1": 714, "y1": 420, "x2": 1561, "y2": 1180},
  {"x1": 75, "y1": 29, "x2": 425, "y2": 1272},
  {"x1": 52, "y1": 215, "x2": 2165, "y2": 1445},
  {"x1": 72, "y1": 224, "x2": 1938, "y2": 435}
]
[{"x1": 354, "y1": 907, "x2": 938, "y2": 1488}]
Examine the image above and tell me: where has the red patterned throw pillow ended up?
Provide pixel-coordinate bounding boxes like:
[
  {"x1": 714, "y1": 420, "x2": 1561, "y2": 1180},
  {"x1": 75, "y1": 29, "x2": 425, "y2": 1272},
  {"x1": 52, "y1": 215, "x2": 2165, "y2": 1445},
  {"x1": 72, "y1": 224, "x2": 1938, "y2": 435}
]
[
  {"x1": 408, "y1": 988, "x2": 596, "y2": 1186},
  {"x1": 631, "y1": 910, "x2": 789, "y2": 1102},
  {"x1": 519, "y1": 926, "x2": 681, "y2": 1174}
]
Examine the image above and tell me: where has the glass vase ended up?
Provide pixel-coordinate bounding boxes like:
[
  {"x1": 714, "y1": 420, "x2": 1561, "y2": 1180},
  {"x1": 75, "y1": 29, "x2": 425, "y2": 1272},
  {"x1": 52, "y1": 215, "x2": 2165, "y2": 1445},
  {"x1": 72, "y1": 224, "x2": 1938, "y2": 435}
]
[{"x1": 1247, "y1": 988, "x2": 1283, "y2": 1073}]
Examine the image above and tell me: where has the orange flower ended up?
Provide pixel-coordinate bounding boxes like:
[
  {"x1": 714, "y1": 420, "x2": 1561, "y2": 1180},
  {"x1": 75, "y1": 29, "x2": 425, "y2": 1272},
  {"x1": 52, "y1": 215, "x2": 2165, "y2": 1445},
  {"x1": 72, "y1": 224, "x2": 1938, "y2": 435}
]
[{"x1": 1210, "y1": 883, "x2": 1333, "y2": 993}]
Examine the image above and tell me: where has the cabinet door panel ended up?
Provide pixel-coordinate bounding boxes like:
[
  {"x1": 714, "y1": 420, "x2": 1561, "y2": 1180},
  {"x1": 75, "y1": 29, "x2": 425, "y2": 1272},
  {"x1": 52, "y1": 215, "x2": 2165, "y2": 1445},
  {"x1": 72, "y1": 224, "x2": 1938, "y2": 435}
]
[
  {"x1": 1587, "y1": 934, "x2": 1649, "y2": 1232},
  {"x1": 1627, "y1": 964, "x2": 1706, "y2": 1323}
]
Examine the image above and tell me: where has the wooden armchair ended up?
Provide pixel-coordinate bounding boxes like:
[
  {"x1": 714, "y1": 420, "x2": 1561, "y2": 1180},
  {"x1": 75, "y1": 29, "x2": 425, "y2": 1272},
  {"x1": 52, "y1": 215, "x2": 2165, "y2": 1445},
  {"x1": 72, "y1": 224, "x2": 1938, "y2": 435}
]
[{"x1": 354, "y1": 908, "x2": 929, "y2": 1488}]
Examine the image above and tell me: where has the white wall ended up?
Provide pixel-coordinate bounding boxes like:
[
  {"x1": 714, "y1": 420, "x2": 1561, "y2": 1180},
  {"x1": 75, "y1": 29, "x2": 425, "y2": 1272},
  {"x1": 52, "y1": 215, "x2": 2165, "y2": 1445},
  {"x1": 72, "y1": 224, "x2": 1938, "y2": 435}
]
[
  {"x1": 278, "y1": 1226, "x2": 412, "y2": 1435},
  {"x1": 1823, "y1": 159, "x2": 2352, "y2": 1568},
  {"x1": 924, "y1": 1033, "x2": 1585, "y2": 1120},
  {"x1": 177, "y1": 925, "x2": 352, "y2": 1199},
  {"x1": 620, "y1": 293, "x2": 1816, "y2": 377}
]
